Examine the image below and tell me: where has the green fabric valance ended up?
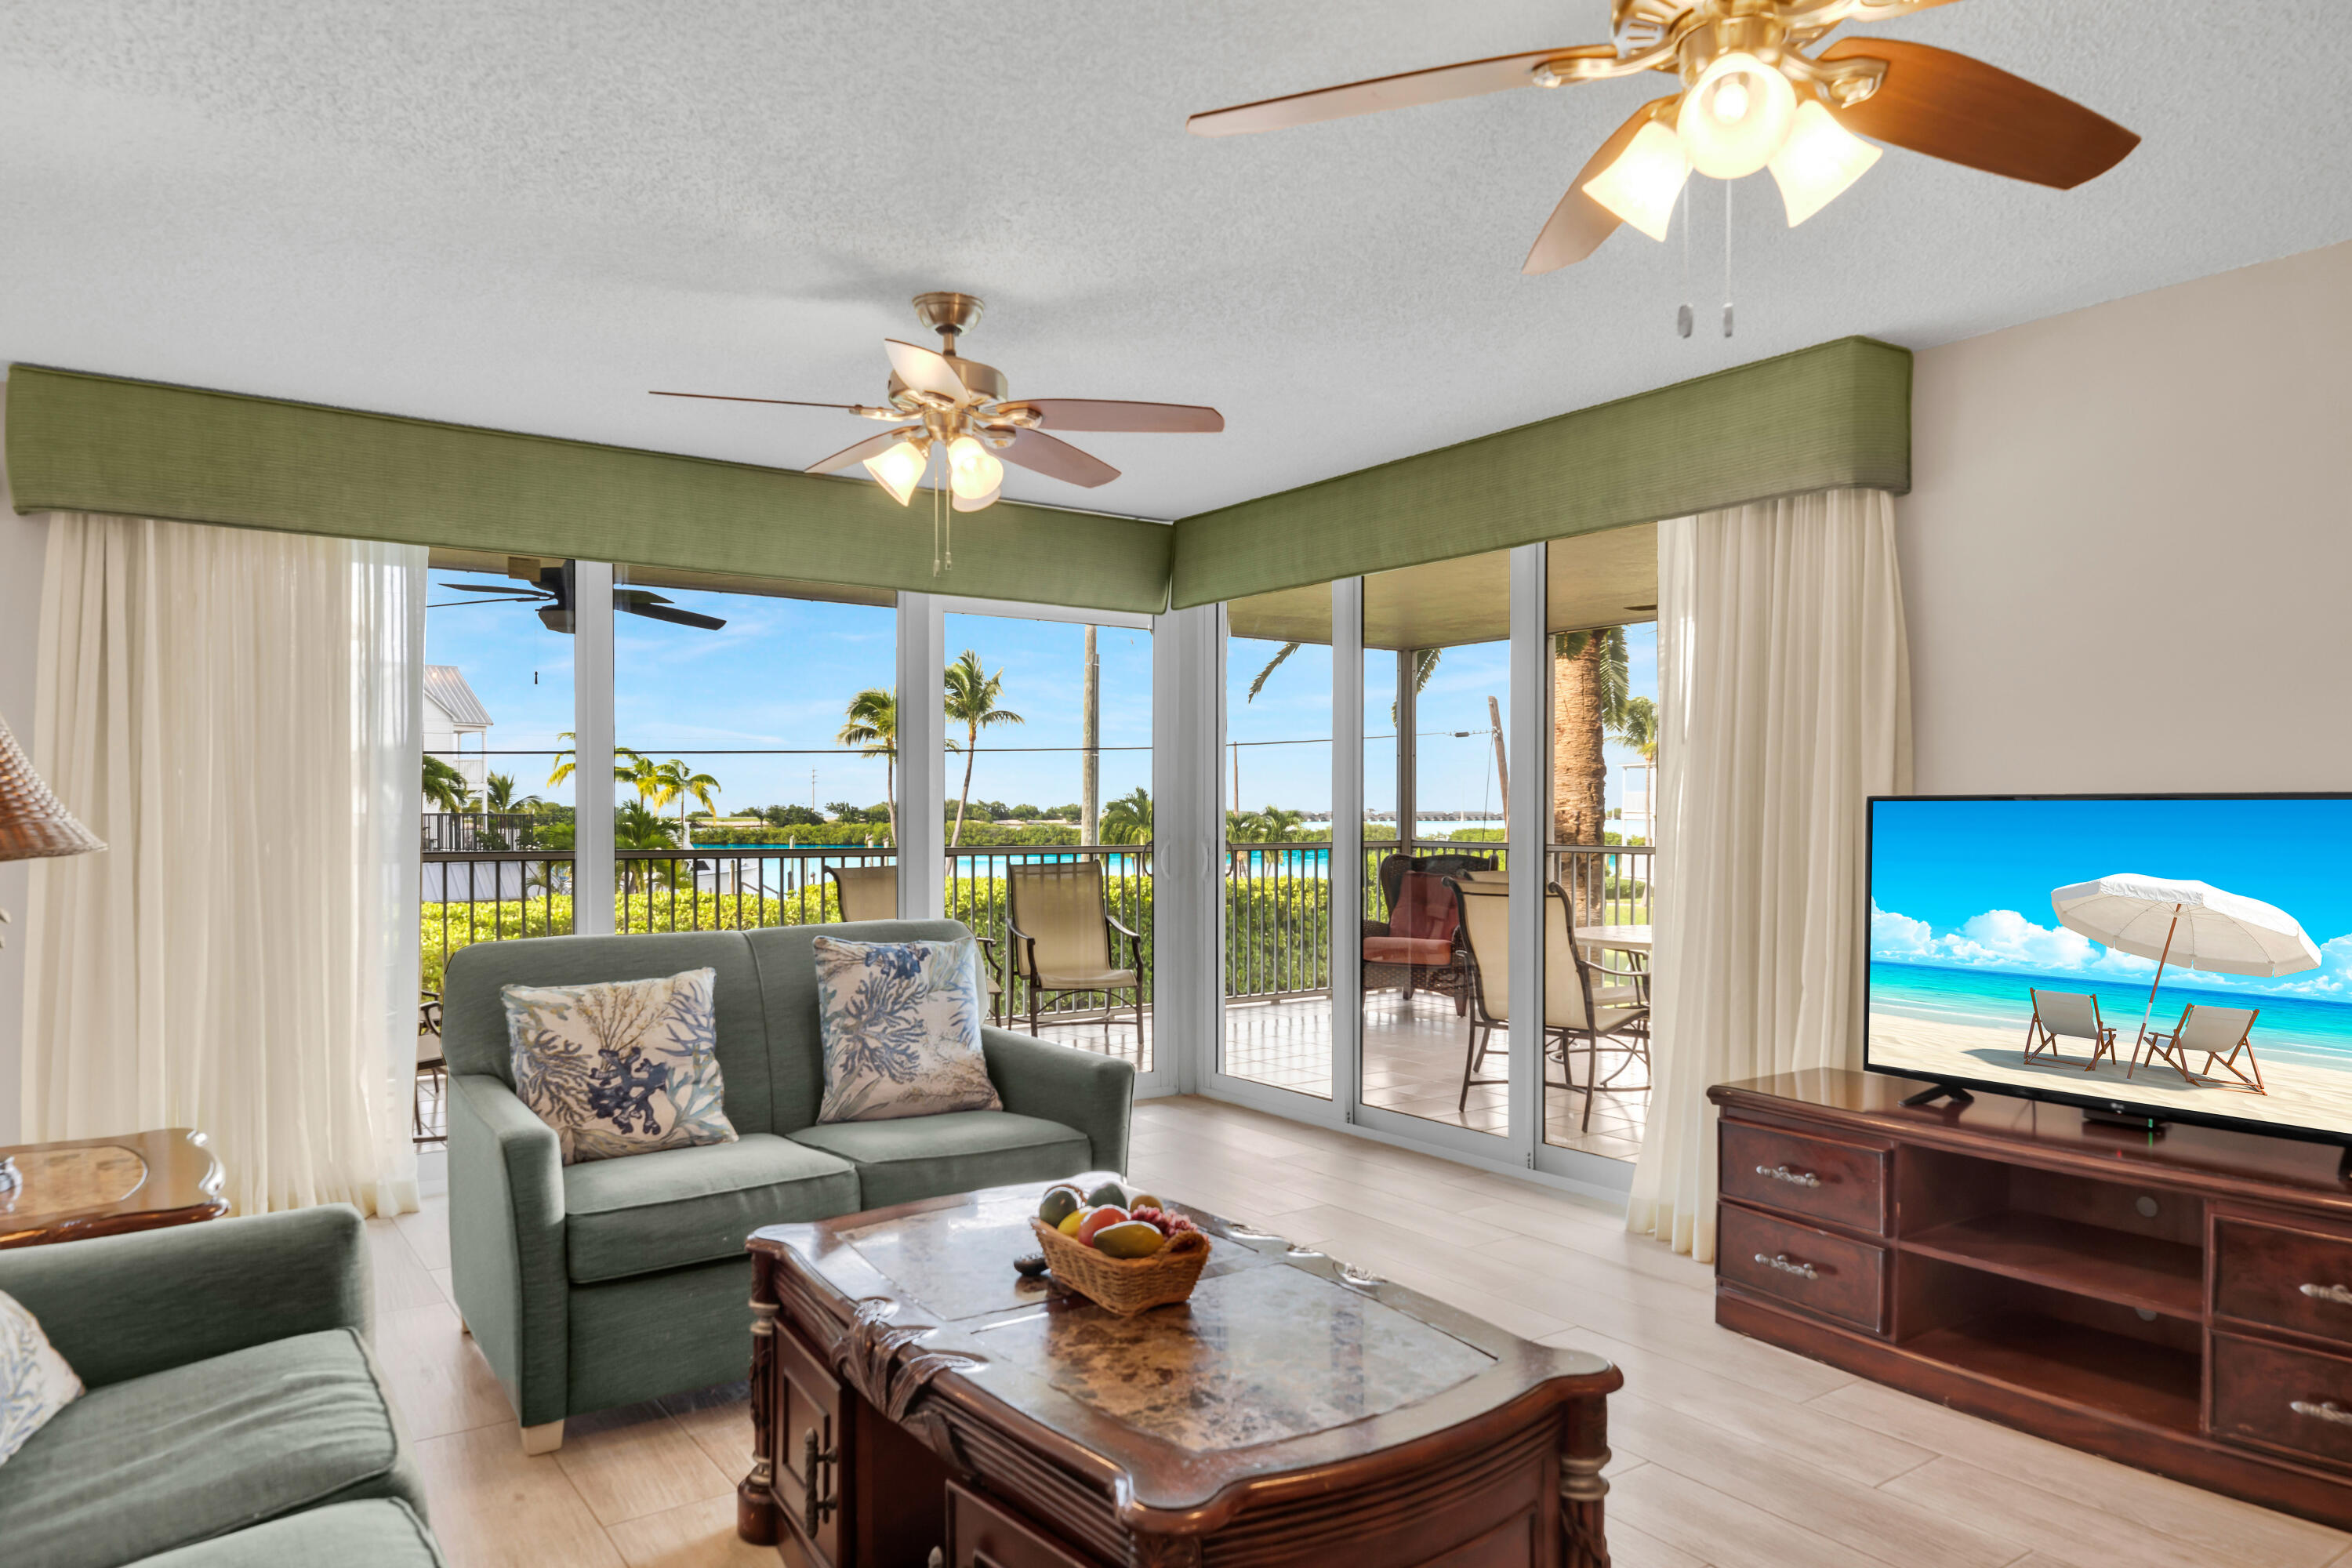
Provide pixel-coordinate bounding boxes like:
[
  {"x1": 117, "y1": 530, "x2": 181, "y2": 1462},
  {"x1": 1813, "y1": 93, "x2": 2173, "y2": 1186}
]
[
  {"x1": 1167, "y1": 335, "x2": 1910, "y2": 609},
  {"x1": 4, "y1": 365, "x2": 1174, "y2": 615}
]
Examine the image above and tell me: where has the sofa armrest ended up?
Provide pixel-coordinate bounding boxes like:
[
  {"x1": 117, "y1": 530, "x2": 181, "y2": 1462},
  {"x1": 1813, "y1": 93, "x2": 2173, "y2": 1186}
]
[
  {"x1": 982, "y1": 1025, "x2": 1134, "y2": 1174},
  {"x1": 0, "y1": 1205, "x2": 368, "y2": 1388},
  {"x1": 448, "y1": 1072, "x2": 570, "y2": 1427}
]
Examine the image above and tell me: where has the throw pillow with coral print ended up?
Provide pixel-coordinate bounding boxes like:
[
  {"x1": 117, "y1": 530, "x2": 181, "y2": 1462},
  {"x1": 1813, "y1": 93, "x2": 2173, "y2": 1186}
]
[
  {"x1": 811, "y1": 935, "x2": 1001, "y2": 1123},
  {"x1": 503, "y1": 967, "x2": 738, "y2": 1163}
]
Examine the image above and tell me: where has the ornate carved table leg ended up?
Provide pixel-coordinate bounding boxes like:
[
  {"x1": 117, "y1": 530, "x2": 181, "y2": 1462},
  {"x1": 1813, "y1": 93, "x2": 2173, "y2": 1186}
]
[
  {"x1": 1559, "y1": 1395, "x2": 1611, "y2": 1568},
  {"x1": 739, "y1": 1260, "x2": 782, "y2": 1546}
]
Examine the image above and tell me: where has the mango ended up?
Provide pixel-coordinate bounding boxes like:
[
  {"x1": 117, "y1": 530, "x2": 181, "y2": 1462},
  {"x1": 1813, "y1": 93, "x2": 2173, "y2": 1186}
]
[
  {"x1": 1076, "y1": 1205, "x2": 1130, "y2": 1247},
  {"x1": 1084, "y1": 1181, "x2": 1129, "y2": 1209},
  {"x1": 1126, "y1": 1192, "x2": 1162, "y2": 1213},
  {"x1": 1092, "y1": 1220, "x2": 1167, "y2": 1259},
  {"x1": 1057, "y1": 1207, "x2": 1087, "y2": 1236},
  {"x1": 1038, "y1": 1185, "x2": 1083, "y2": 1227}
]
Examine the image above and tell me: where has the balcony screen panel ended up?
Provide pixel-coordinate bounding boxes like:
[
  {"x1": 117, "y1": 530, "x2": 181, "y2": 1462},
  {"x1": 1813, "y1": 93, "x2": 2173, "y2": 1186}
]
[
  {"x1": 6, "y1": 365, "x2": 1173, "y2": 614},
  {"x1": 1169, "y1": 335, "x2": 1910, "y2": 608}
]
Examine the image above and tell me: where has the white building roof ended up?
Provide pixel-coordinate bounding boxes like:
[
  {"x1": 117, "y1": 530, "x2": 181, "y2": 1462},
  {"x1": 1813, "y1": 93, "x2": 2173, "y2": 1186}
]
[{"x1": 423, "y1": 666, "x2": 493, "y2": 730}]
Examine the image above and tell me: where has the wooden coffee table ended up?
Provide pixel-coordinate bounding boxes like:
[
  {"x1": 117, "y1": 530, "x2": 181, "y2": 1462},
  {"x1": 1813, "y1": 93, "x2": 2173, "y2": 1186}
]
[
  {"x1": 0, "y1": 1129, "x2": 228, "y2": 1248},
  {"x1": 743, "y1": 1178, "x2": 1620, "y2": 1567}
]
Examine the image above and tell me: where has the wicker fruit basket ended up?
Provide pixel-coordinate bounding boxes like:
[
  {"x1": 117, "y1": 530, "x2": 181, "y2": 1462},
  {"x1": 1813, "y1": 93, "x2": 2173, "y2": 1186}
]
[{"x1": 1029, "y1": 1218, "x2": 1210, "y2": 1316}]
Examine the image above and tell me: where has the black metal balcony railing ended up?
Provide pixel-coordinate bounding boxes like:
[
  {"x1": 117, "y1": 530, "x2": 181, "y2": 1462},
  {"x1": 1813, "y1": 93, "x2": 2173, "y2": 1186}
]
[{"x1": 418, "y1": 837, "x2": 1654, "y2": 1019}]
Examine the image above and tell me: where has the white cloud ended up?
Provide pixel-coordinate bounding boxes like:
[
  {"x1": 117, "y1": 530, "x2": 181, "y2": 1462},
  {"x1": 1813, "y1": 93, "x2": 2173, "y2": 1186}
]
[{"x1": 1875, "y1": 902, "x2": 2352, "y2": 1001}]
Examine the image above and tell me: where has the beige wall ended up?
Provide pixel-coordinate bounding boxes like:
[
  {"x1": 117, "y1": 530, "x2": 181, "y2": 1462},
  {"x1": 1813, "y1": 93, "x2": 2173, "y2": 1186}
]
[{"x1": 1900, "y1": 239, "x2": 2352, "y2": 796}]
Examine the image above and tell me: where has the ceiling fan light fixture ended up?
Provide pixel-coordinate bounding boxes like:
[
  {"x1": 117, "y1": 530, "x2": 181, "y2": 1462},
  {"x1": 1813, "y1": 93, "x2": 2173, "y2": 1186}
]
[
  {"x1": 863, "y1": 437, "x2": 928, "y2": 506},
  {"x1": 1767, "y1": 100, "x2": 1881, "y2": 226},
  {"x1": 1582, "y1": 119, "x2": 1690, "y2": 242},
  {"x1": 946, "y1": 434, "x2": 1005, "y2": 503},
  {"x1": 1677, "y1": 51, "x2": 1795, "y2": 179},
  {"x1": 951, "y1": 481, "x2": 1002, "y2": 514}
]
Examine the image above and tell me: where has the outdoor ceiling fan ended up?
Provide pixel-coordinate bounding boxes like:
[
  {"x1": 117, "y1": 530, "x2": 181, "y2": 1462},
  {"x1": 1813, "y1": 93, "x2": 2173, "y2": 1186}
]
[
  {"x1": 1187, "y1": 0, "x2": 2140, "y2": 271},
  {"x1": 430, "y1": 561, "x2": 727, "y2": 634},
  {"x1": 651, "y1": 292, "x2": 1224, "y2": 514}
]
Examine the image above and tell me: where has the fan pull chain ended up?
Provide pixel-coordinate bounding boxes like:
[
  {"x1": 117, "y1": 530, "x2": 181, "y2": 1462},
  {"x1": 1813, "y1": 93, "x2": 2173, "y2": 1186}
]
[
  {"x1": 931, "y1": 451, "x2": 943, "y2": 577},
  {"x1": 1676, "y1": 180, "x2": 1693, "y2": 339},
  {"x1": 1722, "y1": 180, "x2": 1735, "y2": 339}
]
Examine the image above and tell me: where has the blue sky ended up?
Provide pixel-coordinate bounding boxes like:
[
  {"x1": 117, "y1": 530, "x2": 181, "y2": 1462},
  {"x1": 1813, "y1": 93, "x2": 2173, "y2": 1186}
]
[
  {"x1": 426, "y1": 573, "x2": 1658, "y2": 823},
  {"x1": 1871, "y1": 796, "x2": 2352, "y2": 998}
]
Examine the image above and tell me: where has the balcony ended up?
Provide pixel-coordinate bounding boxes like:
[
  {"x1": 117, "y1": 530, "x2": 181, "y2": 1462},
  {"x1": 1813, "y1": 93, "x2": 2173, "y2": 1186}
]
[{"x1": 419, "y1": 836, "x2": 1650, "y2": 1160}]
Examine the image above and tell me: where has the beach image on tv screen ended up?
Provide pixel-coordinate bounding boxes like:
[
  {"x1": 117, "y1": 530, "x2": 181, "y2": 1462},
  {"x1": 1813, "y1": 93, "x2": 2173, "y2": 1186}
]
[{"x1": 1867, "y1": 797, "x2": 2352, "y2": 1137}]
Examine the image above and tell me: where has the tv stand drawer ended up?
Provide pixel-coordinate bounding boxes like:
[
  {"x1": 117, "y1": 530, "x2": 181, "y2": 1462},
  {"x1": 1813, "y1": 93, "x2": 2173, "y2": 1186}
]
[
  {"x1": 2216, "y1": 1214, "x2": 2352, "y2": 1348},
  {"x1": 1719, "y1": 1202, "x2": 1889, "y2": 1334},
  {"x1": 1721, "y1": 1120, "x2": 1888, "y2": 1235}
]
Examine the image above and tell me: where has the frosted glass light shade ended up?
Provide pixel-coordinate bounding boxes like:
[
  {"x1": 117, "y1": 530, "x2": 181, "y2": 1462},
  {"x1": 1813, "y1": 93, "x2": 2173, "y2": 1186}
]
[
  {"x1": 1582, "y1": 121, "x2": 1691, "y2": 242},
  {"x1": 946, "y1": 435, "x2": 1004, "y2": 502},
  {"x1": 862, "y1": 439, "x2": 927, "y2": 506},
  {"x1": 1677, "y1": 53, "x2": 1796, "y2": 179},
  {"x1": 1768, "y1": 100, "x2": 1881, "y2": 226}
]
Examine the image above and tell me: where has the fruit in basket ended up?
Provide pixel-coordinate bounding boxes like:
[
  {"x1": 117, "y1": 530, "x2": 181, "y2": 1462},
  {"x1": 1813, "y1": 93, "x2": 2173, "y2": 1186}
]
[
  {"x1": 1126, "y1": 1192, "x2": 1162, "y2": 1212},
  {"x1": 1038, "y1": 1185, "x2": 1084, "y2": 1227},
  {"x1": 1129, "y1": 1207, "x2": 1197, "y2": 1238},
  {"x1": 1056, "y1": 1207, "x2": 1088, "y2": 1236},
  {"x1": 1093, "y1": 1220, "x2": 1167, "y2": 1259},
  {"x1": 1084, "y1": 1180, "x2": 1130, "y2": 1209},
  {"x1": 1075, "y1": 1205, "x2": 1130, "y2": 1246}
]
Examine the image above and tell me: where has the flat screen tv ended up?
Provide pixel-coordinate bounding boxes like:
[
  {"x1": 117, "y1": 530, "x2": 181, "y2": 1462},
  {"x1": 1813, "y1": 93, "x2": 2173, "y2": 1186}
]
[{"x1": 1865, "y1": 793, "x2": 2352, "y2": 1145}]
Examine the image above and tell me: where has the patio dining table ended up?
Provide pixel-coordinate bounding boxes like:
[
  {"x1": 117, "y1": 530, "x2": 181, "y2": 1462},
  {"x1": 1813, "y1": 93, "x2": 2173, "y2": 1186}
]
[{"x1": 1573, "y1": 924, "x2": 1654, "y2": 955}]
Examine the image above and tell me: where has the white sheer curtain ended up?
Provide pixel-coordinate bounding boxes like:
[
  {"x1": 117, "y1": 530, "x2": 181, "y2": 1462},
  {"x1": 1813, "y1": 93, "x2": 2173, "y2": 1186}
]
[
  {"x1": 1628, "y1": 488, "x2": 1911, "y2": 1261},
  {"x1": 22, "y1": 514, "x2": 426, "y2": 1218}
]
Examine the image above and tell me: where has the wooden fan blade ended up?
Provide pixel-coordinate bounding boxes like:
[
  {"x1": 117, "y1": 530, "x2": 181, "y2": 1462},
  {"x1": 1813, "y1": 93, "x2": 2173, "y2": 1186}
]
[
  {"x1": 884, "y1": 339, "x2": 969, "y2": 400},
  {"x1": 649, "y1": 390, "x2": 864, "y2": 410},
  {"x1": 1001, "y1": 428, "x2": 1120, "y2": 488},
  {"x1": 1820, "y1": 38, "x2": 2139, "y2": 190},
  {"x1": 1010, "y1": 399, "x2": 1225, "y2": 434},
  {"x1": 1189, "y1": 45, "x2": 1617, "y2": 137},
  {"x1": 436, "y1": 580, "x2": 549, "y2": 598},
  {"x1": 807, "y1": 429, "x2": 912, "y2": 475},
  {"x1": 1524, "y1": 96, "x2": 1675, "y2": 274},
  {"x1": 622, "y1": 602, "x2": 728, "y2": 631}
]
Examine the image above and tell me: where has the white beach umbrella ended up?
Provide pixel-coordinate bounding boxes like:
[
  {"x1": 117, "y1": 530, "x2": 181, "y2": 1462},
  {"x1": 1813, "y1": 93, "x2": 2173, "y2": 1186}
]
[{"x1": 2050, "y1": 874, "x2": 2320, "y2": 1061}]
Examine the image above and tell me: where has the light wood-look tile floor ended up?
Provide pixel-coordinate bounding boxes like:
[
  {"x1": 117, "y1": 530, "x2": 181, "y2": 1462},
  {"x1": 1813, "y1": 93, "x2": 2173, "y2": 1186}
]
[{"x1": 389, "y1": 1098, "x2": 2352, "y2": 1568}]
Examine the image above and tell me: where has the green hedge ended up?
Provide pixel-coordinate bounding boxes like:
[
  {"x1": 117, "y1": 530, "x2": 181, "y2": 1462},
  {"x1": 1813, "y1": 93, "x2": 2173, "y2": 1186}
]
[{"x1": 421, "y1": 870, "x2": 1354, "y2": 1003}]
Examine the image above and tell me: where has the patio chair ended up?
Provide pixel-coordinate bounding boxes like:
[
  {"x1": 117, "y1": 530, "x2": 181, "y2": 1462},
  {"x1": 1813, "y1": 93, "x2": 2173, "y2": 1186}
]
[
  {"x1": 2024, "y1": 988, "x2": 2120, "y2": 1071},
  {"x1": 2139, "y1": 1004, "x2": 2266, "y2": 1093},
  {"x1": 1006, "y1": 860, "x2": 1145, "y2": 1045},
  {"x1": 1450, "y1": 880, "x2": 1650, "y2": 1128},
  {"x1": 1361, "y1": 851, "x2": 1493, "y2": 1010},
  {"x1": 825, "y1": 863, "x2": 1003, "y2": 1025},
  {"x1": 416, "y1": 990, "x2": 446, "y2": 1146}
]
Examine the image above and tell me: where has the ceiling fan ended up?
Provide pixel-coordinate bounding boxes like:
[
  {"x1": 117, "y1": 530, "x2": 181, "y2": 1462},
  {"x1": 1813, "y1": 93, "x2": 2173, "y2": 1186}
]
[
  {"x1": 1188, "y1": 0, "x2": 2140, "y2": 271},
  {"x1": 651, "y1": 292, "x2": 1224, "y2": 514},
  {"x1": 430, "y1": 561, "x2": 728, "y2": 634}
]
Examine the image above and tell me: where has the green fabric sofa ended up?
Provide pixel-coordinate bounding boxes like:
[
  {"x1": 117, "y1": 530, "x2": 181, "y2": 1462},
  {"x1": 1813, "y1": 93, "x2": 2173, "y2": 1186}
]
[
  {"x1": 444, "y1": 919, "x2": 1134, "y2": 1450},
  {"x1": 0, "y1": 1206, "x2": 444, "y2": 1568}
]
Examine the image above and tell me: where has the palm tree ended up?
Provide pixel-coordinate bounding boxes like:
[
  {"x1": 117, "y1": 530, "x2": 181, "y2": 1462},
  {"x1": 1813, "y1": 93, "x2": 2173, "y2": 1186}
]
[
  {"x1": 613, "y1": 800, "x2": 680, "y2": 896},
  {"x1": 648, "y1": 758, "x2": 721, "y2": 846},
  {"x1": 548, "y1": 732, "x2": 645, "y2": 791},
  {"x1": 483, "y1": 772, "x2": 540, "y2": 814},
  {"x1": 1550, "y1": 627, "x2": 1630, "y2": 847},
  {"x1": 1247, "y1": 642, "x2": 1437, "y2": 727},
  {"x1": 1100, "y1": 787, "x2": 1152, "y2": 845},
  {"x1": 423, "y1": 753, "x2": 470, "y2": 815},
  {"x1": 942, "y1": 650, "x2": 1023, "y2": 848},
  {"x1": 837, "y1": 688, "x2": 898, "y2": 846},
  {"x1": 1614, "y1": 695, "x2": 1659, "y2": 764}
]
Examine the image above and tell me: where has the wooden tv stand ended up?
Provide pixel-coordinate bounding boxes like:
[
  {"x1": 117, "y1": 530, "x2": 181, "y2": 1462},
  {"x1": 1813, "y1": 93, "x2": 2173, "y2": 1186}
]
[{"x1": 1711, "y1": 1069, "x2": 2352, "y2": 1530}]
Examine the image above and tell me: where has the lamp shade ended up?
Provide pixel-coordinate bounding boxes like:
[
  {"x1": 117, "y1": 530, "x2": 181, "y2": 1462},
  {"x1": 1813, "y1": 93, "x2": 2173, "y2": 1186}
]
[{"x1": 0, "y1": 713, "x2": 104, "y2": 862}]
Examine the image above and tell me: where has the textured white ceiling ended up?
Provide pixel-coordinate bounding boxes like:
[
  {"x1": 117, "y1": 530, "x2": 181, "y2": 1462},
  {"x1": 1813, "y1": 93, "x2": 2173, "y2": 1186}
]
[{"x1": 2, "y1": 1, "x2": 2347, "y2": 522}]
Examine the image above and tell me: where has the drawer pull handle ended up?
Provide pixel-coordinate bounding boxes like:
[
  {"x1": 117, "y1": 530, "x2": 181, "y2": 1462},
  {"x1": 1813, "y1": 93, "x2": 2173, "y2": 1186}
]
[
  {"x1": 2292, "y1": 1399, "x2": 2352, "y2": 1427},
  {"x1": 1754, "y1": 1252, "x2": 1818, "y2": 1280},
  {"x1": 2299, "y1": 1283, "x2": 2352, "y2": 1308},
  {"x1": 1755, "y1": 1164, "x2": 1821, "y2": 1189}
]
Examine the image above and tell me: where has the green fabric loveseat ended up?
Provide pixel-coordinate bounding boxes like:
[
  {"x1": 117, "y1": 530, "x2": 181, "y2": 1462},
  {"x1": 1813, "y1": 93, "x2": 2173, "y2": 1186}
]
[
  {"x1": 0, "y1": 1206, "x2": 442, "y2": 1568},
  {"x1": 444, "y1": 919, "x2": 1134, "y2": 1452}
]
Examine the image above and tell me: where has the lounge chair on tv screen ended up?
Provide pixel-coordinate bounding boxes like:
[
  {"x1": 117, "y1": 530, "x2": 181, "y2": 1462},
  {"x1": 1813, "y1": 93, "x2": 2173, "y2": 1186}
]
[
  {"x1": 2024, "y1": 988, "x2": 2120, "y2": 1070},
  {"x1": 2139, "y1": 1003, "x2": 2266, "y2": 1094}
]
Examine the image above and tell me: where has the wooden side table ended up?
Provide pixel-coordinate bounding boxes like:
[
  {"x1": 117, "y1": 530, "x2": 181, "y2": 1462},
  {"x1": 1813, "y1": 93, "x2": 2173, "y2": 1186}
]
[{"x1": 0, "y1": 1128, "x2": 228, "y2": 1248}]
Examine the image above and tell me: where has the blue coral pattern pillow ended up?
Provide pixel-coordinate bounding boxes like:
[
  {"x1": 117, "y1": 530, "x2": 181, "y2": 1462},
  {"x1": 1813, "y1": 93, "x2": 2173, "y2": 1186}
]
[
  {"x1": 0, "y1": 1289, "x2": 81, "y2": 1467},
  {"x1": 503, "y1": 967, "x2": 738, "y2": 1163},
  {"x1": 811, "y1": 935, "x2": 1001, "y2": 1124}
]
